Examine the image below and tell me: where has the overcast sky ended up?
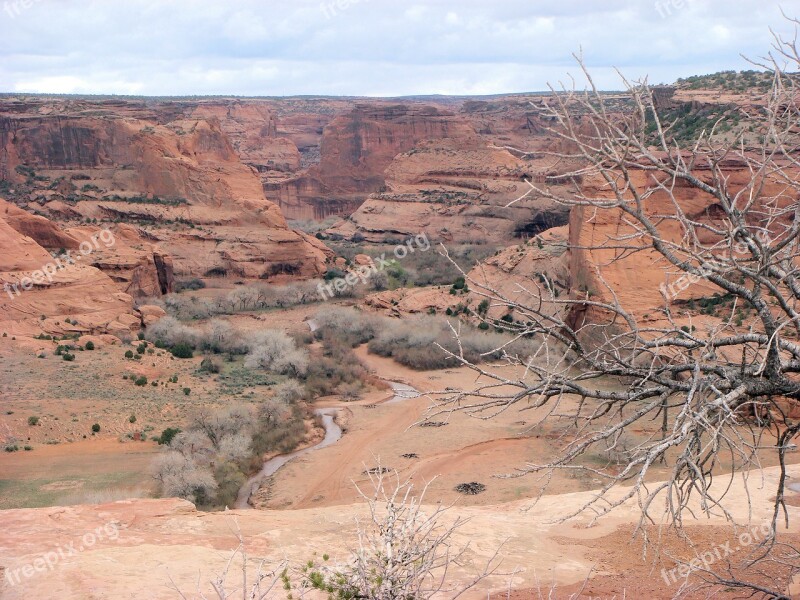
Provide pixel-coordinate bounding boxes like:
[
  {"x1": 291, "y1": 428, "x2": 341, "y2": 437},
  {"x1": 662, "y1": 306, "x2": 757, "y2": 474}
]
[{"x1": 0, "y1": 0, "x2": 797, "y2": 97}]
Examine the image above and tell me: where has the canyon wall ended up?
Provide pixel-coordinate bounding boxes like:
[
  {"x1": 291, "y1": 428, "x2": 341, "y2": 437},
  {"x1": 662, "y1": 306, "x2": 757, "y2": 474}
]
[{"x1": 0, "y1": 98, "x2": 332, "y2": 283}]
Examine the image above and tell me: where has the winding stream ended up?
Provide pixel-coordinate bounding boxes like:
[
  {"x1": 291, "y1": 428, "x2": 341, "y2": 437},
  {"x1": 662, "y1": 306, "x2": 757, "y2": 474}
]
[
  {"x1": 234, "y1": 408, "x2": 342, "y2": 509},
  {"x1": 234, "y1": 381, "x2": 422, "y2": 509},
  {"x1": 233, "y1": 320, "x2": 424, "y2": 509}
]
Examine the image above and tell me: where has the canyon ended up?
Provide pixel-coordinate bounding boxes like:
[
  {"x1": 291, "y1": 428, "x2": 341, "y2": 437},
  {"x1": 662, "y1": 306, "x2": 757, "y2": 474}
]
[{"x1": 2, "y1": 76, "x2": 800, "y2": 600}]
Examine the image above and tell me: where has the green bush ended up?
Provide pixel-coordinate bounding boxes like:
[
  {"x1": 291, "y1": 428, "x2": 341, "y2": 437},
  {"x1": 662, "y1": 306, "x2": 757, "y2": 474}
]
[
  {"x1": 170, "y1": 343, "x2": 194, "y2": 359},
  {"x1": 84, "y1": 341, "x2": 95, "y2": 351},
  {"x1": 91, "y1": 423, "x2": 100, "y2": 433},
  {"x1": 134, "y1": 376, "x2": 148, "y2": 387},
  {"x1": 27, "y1": 416, "x2": 39, "y2": 426},
  {"x1": 129, "y1": 414, "x2": 137, "y2": 424},
  {"x1": 62, "y1": 353, "x2": 75, "y2": 362},
  {"x1": 183, "y1": 387, "x2": 191, "y2": 396},
  {"x1": 157, "y1": 427, "x2": 181, "y2": 445},
  {"x1": 125, "y1": 350, "x2": 134, "y2": 359}
]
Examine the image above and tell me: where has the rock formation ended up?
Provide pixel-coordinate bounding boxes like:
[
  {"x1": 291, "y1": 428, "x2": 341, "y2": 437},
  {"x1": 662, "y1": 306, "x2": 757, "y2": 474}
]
[
  {"x1": 0, "y1": 98, "x2": 332, "y2": 283},
  {"x1": 0, "y1": 202, "x2": 143, "y2": 337}
]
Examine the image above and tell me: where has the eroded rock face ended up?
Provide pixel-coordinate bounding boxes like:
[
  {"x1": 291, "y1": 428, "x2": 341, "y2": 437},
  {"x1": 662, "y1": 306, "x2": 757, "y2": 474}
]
[
  {"x1": 0, "y1": 205, "x2": 141, "y2": 337},
  {"x1": 328, "y1": 136, "x2": 571, "y2": 244},
  {"x1": 1, "y1": 200, "x2": 174, "y2": 299},
  {"x1": 269, "y1": 103, "x2": 475, "y2": 220},
  {"x1": 364, "y1": 226, "x2": 571, "y2": 319},
  {"x1": 0, "y1": 98, "x2": 332, "y2": 283}
]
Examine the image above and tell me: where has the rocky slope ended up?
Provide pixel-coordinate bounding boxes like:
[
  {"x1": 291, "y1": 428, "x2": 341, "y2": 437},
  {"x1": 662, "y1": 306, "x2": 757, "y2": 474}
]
[
  {"x1": 0, "y1": 98, "x2": 332, "y2": 282},
  {"x1": 0, "y1": 202, "x2": 149, "y2": 337},
  {"x1": 364, "y1": 225, "x2": 570, "y2": 319}
]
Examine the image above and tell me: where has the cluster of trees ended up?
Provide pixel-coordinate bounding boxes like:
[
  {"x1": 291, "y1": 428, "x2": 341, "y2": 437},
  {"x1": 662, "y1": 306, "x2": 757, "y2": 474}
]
[
  {"x1": 150, "y1": 277, "x2": 361, "y2": 321},
  {"x1": 153, "y1": 399, "x2": 308, "y2": 508},
  {"x1": 313, "y1": 306, "x2": 539, "y2": 370}
]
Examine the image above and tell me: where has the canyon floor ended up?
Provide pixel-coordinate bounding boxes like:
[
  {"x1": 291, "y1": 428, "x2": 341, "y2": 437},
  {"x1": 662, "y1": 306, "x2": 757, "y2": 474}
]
[{"x1": 1, "y1": 300, "x2": 799, "y2": 598}]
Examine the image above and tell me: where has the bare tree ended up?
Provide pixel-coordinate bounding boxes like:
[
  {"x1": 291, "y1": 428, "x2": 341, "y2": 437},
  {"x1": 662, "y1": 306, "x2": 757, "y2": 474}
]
[
  {"x1": 431, "y1": 21, "x2": 800, "y2": 598},
  {"x1": 183, "y1": 469, "x2": 503, "y2": 600},
  {"x1": 170, "y1": 525, "x2": 288, "y2": 600}
]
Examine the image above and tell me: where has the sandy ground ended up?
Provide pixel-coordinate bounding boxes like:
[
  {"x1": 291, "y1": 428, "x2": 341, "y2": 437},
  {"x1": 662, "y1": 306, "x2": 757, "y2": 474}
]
[
  {"x1": 261, "y1": 348, "x2": 572, "y2": 509},
  {"x1": 0, "y1": 464, "x2": 797, "y2": 599},
  {"x1": 0, "y1": 439, "x2": 157, "y2": 508},
  {"x1": 2, "y1": 304, "x2": 799, "y2": 598},
  {"x1": 262, "y1": 347, "x2": 799, "y2": 511}
]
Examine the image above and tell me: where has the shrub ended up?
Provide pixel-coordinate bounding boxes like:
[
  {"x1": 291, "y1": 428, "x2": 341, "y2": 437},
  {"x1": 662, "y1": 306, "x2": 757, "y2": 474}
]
[
  {"x1": 245, "y1": 330, "x2": 308, "y2": 376},
  {"x1": 170, "y1": 343, "x2": 194, "y2": 359},
  {"x1": 134, "y1": 376, "x2": 148, "y2": 386},
  {"x1": 152, "y1": 452, "x2": 217, "y2": 505},
  {"x1": 183, "y1": 387, "x2": 191, "y2": 396},
  {"x1": 251, "y1": 404, "x2": 307, "y2": 455},
  {"x1": 273, "y1": 380, "x2": 306, "y2": 404},
  {"x1": 305, "y1": 340, "x2": 372, "y2": 398},
  {"x1": 324, "y1": 268, "x2": 346, "y2": 281},
  {"x1": 314, "y1": 306, "x2": 379, "y2": 346},
  {"x1": 174, "y1": 278, "x2": 206, "y2": 292},
  {"x1": 27, "y1": 416, "x2": 39, "y2": 426},
  {"x1": 157, "y1": 427, "x2": 181, "y2": 445},
  {"x1": 213, "y1": 461, "x2": 246, "y2": 508},
  {"x1": 146, "y1": 316, "x2": 198, "y2": 348},
  {"x1": 199, "y1": 357, "x2": 221, "y2": 374},
  {"x1": 201, "y1": 319, "x2": 247, "y2": 355},
  {"x1": 367, "y1": 316, "x2": 534, "y2": 370},
  {"x1": 125, "y1": 350, "x2": 134, "y2": 359},
  {"x1": 129, "y1": 414, "x2": 137, "y2": 424},
  {"x1": 91, "y1": 423, "x2": 100, "y2": 433},
  {"x1": 84, "y1": 341, "x2": 95, "y2": 350},
  {"x1": 337, "y1": 381, "x2": 364, "y2": 401},
  {"x1": 62, "y1": 353, "x2": 75, "y2": 362}
]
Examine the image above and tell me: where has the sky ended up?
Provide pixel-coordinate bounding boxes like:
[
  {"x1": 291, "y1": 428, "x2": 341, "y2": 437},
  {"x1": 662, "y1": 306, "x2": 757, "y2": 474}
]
[{"x1": 0, "y1": 0, "x2": 797, "y2": 97}]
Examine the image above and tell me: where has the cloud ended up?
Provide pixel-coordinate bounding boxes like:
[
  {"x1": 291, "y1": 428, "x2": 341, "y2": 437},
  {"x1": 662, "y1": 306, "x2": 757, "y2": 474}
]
[{"x1": 0, "y1": 0, "x2": 791, "y2": 96}]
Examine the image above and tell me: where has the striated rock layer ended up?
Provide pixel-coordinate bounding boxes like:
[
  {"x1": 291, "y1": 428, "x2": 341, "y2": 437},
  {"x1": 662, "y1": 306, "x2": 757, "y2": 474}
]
[
  {"x1": 0, "y1": 202, "x2": 147, "y2": 337},
  {"x1": 0, "y1": 98, "x2": 332, "y2": 283}
]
